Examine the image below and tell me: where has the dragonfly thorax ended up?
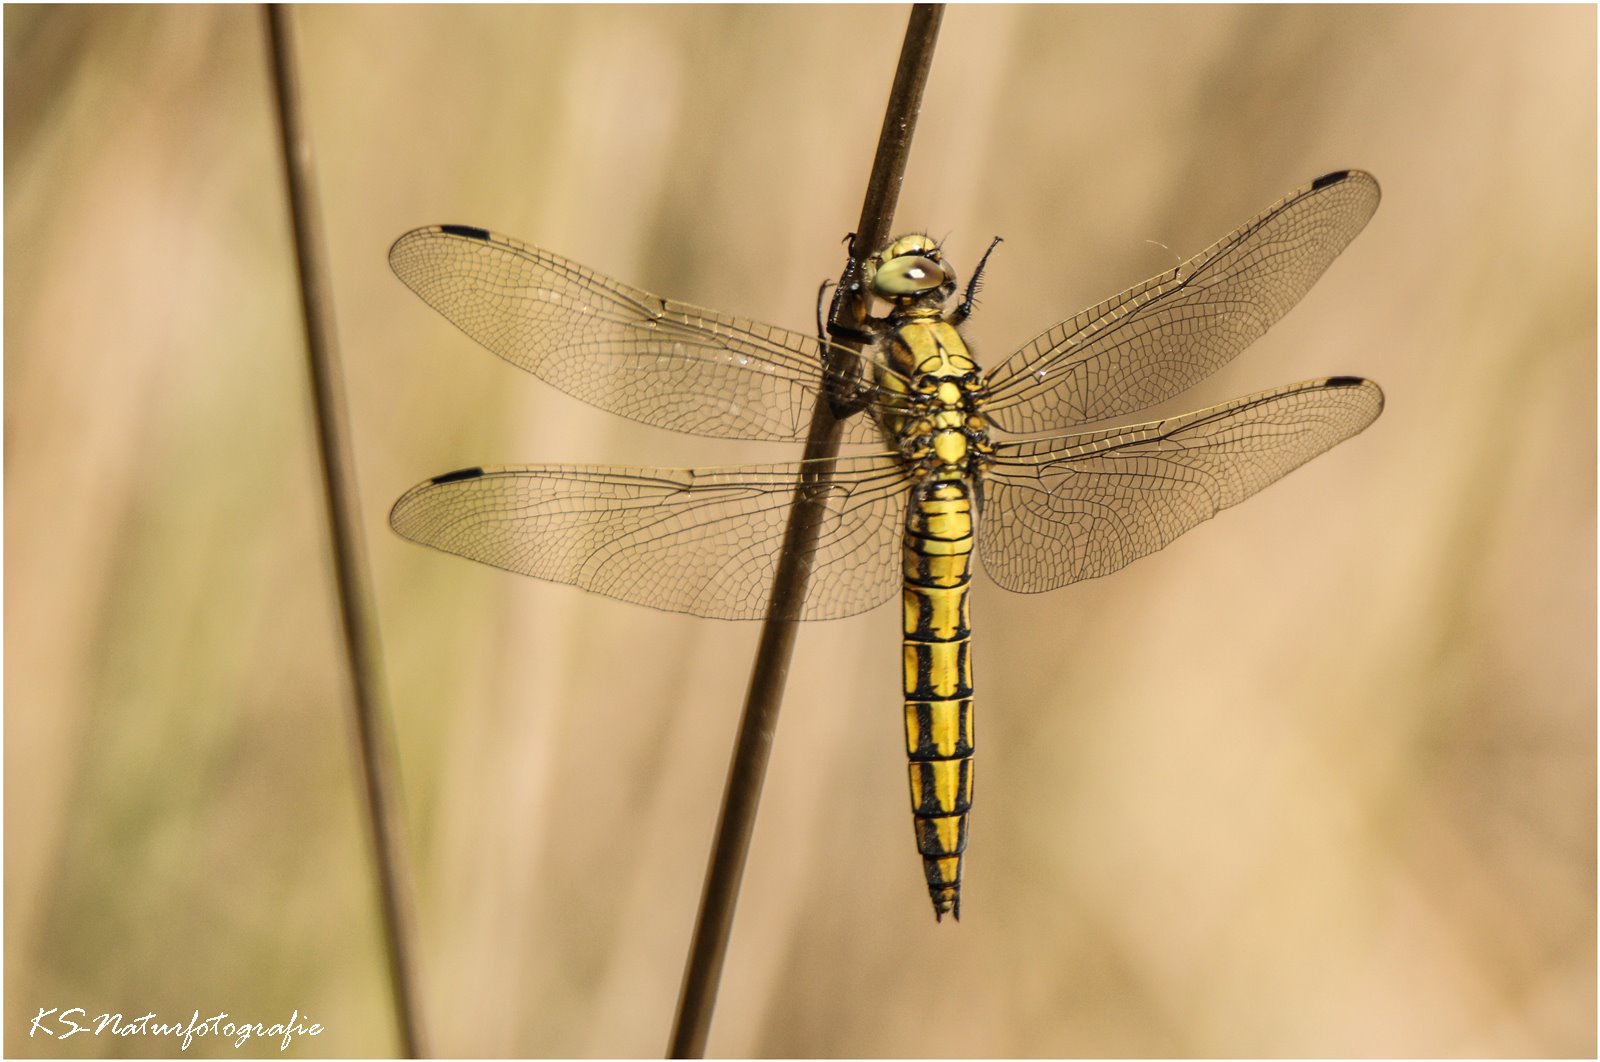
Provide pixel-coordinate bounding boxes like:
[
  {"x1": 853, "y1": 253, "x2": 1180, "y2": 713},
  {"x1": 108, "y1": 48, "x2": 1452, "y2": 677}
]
[
  {"x1": 874, "y1": 316, "x2": 994, "y2": 477},
  {"x1": 861, "y1": 234, "x2": 990, "y2": 472}
]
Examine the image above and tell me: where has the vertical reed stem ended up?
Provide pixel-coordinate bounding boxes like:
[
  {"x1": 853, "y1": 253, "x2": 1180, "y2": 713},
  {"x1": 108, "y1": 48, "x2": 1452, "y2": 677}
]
[
  {"x1": 264, "y1": 7, "x2": 429, "y2": 1056},
  {"x1": 667, "y1": 7, "x2": 945, "y2": 1057}
]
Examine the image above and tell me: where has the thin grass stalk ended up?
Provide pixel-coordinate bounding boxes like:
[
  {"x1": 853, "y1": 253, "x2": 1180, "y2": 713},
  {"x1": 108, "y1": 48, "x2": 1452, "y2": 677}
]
[
  {"x1": 667, "y1": 7, "x2": 945, "y2": 1057},
  {"x1": 263, "y1": 7, "x2": 428, "y2": 1056}
]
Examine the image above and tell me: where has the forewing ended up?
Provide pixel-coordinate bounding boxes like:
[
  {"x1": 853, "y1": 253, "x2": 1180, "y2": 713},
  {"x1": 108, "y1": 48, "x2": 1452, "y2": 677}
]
[
  {"x1": 390, "y1": 454, "x2": 911, "y2": 620},
  {"x1": 389, "y1": 225, "x2": 894, "y2": 443},
  {"x1": 977, "y1": 377, "x2": 1383, "y2": 592},
  {"x1": 984, "y1": 171, "x2": 1380, "y2": 433}
]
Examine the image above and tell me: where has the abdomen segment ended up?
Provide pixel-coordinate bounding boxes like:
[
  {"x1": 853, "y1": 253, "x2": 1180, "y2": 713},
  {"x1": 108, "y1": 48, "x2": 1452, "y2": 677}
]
[{"x1": 902, "y1": 479, "x2": 976, "y2": 921}]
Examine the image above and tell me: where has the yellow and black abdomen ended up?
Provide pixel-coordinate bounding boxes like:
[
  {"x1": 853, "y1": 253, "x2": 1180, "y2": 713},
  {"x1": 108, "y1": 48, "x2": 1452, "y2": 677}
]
[{"x1": 902, "y1": 477, "x2": 976, "y2": 921}]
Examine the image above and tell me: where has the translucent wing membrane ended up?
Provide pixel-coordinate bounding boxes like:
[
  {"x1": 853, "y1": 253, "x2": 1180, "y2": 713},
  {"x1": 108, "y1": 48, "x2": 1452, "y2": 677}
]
[
  {"x1": 389, "y1": 226, "x2": 897, "y2": 444},
  {"x1": 390, "y1": 454, "x2": 911, "y2": 620},
  {"x1": 977, "y1": 377, "x2": 1383, "y2": 592},
  {"x1": 983, "y1": 170, "x2": 1380, "y2": 433},
  {"x1": 390, "y1": 175, "x2": 1383, "y2": 622}
]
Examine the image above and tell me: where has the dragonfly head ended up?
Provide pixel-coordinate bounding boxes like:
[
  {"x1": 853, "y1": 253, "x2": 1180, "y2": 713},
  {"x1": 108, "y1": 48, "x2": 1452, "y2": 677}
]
[{"x1": 866, "y1": 234, "x2": 958, "y2": 308}]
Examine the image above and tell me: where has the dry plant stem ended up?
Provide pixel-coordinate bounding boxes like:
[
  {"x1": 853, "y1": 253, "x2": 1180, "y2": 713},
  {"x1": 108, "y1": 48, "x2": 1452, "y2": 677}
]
[
  {"x1": 264, "y1": 7, "x2": 429, "y2": 1057},
  {"x1": 667, "y1": 6, "x2": 945, "y2": 1058}
]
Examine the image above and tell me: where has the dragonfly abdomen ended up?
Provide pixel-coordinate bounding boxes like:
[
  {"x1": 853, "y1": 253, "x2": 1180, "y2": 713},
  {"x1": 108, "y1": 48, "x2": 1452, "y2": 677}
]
[{"x1": 902, "y1": 478, "x2": 977, "y2": 921}]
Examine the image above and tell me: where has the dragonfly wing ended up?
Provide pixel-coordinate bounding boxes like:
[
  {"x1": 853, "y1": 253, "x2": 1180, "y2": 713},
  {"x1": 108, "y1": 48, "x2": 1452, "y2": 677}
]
[
  {"x1": 983, "y1": 171, "x2": 1380, "y2": 433},
  {"x1": 390, "y1": 453, "x2": 910, "y2": 620},
  {"x1": 977, "y1": 377, "x2": 1383, "y2": 592},
  {"x1": 389, "y1": 226, "x2": 895, "y2": 444}
]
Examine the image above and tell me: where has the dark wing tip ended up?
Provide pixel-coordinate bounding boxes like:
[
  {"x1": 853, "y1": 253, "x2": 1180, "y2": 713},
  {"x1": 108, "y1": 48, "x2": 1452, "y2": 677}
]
[
  {"x1": 1323, "y1": 375, "x2": 1386, "y2": 416},
  {"x1": 438, "y1": 224, "x2": 492, "y2": 241},
  {"x1": 388, "y1": 224, "x2": 493, "y2": 267},
  {"x1": 390, "y1": 467, "x2": 488, "y2": 533},
  {"x1": 1310, "y1": 169, "x2": 1381, "y2": 203},
  {"x1": 429, "y1": 466, "x2": 486, "y2": 485}
]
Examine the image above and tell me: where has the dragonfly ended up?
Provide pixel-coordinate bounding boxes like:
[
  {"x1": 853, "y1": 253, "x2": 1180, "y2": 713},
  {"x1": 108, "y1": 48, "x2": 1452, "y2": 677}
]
[{"x1": 389, "y1": 169, "x2": 1384, "y2": 921}]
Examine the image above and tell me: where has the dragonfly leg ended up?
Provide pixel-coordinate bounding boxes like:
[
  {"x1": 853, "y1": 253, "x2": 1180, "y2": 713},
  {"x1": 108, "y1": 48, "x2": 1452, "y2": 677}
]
[
  {"x1": 820, "y1": 244, "x2": 882, "y2": 420},
  {"x1": 815, "y1": 279, "x2": 835, "y2": 341},
  {"x1": 951, "y1": 235, "x2": 1004, "y2": 324},
  {"x1": 826, "y1": 230, "x2": 874, "y2": 341}
]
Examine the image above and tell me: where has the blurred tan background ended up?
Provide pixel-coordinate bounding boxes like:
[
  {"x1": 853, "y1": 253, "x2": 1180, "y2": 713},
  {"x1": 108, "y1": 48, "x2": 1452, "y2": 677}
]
[{"x1": 6, "y1": 5, "x2": 1593, "y2": 1057}]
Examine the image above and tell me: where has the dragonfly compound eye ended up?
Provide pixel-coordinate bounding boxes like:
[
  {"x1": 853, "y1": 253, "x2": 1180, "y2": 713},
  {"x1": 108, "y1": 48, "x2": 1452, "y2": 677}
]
[
  {"x1": 883, "y1": 233, "x2": 940, "y2": 259},
  {"x1": 872, "y1": 255, "x2": 950, "y2": 298}
]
